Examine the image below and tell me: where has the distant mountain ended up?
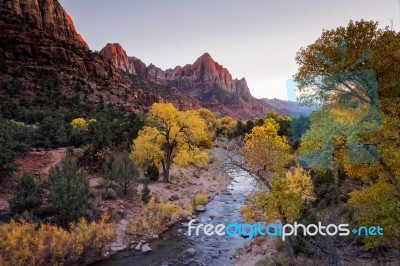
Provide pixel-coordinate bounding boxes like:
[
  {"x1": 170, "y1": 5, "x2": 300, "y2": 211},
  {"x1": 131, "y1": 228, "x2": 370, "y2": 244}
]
[
  {"x1": 101, "y1": 43, "x2": 275, "y2": 118},
  {"x1": 261, "y1": 98, "x2": 318, "y2": 117},
  {"x1": 0, "y1": 0, "x2": 275, "y2": 119},
  {"x1": 0, "y1": 0, "x2": 202, "y2": 114}
]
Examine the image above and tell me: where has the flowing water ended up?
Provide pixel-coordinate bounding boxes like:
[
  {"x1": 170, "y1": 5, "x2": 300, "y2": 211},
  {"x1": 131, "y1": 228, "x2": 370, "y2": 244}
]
[{"x1": 94, "y1": 163, "x2": 256, "y2": 266}]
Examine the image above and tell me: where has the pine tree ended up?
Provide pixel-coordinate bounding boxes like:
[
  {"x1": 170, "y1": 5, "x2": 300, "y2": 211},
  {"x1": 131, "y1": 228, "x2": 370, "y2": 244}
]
[
  {"x1": 49, "y1": 149, "x2": 89, "y2": 221},
  {"x1": 141, "y1": 180, "x2": 151, "y2": 204},
  {"x1": 104, "y1": 151, "x2": 139, "y2": 196},
  {"x1": 145, "y1": 163, "x2": 159, "y2": 182},
  {"x1": 8, "y1": 173, "x2": 42, "y2": 215}
]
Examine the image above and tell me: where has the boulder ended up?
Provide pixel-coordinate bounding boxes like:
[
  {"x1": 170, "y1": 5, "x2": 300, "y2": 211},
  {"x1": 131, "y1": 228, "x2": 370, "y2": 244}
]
[
  {"x1": 134, "y1": 242, "x2": 142, "y2": 251},
  {"x1": 195, "y1": 205, "x2": 206, "y2": 212},
  {"x1": 141, "y1": 243, "x2": 152, "y2": 253},
  {"x1": 109, "y1": 243, "x2": 126, "y2": 252},
  {"x1": 186, "y1": 248, "x2": 196, "y2": 256}
]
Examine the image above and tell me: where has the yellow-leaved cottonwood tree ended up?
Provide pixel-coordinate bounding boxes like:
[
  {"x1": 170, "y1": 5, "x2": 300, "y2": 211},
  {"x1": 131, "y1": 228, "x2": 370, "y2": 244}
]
[
  {"x1": 242, "y1": 118, "x2": 292, "y2": 189},
  {"x1": 295, "y1": 20, "x2": 400, "y2": 250},
  {"x1": 131, "y1": 103, "x2": 211, "y2": 182}
]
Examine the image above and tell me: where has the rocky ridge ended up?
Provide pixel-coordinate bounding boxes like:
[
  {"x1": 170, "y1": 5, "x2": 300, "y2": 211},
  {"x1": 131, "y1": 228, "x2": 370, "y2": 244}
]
[
  {"x1": 1, "y1": 0, "x2": 274, "y2": 119},
  {"x1": 100, "y1": 44, "x2": 274, "y2": 118},
  {"x1": 0, "y1": 0, "x2": 202, "y2": 113}
]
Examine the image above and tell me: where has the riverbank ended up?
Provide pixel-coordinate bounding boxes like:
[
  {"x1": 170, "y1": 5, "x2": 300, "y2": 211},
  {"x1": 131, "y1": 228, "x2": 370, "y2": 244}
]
[
  {"x1": 93, "y1": 151, "x2": 257, "y2": 266},
  {"x1": 96, "y1": 150, "x2": 233, "y2": 259}
]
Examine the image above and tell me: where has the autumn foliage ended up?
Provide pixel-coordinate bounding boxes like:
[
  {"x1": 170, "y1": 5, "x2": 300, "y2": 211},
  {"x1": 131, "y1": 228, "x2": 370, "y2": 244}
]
[
  {"x1": 0, "y1": 215, "x2": 116, "y2": 266},
  {"x1": 131, "y1": 103, "x2": 212, "y2": 182}
]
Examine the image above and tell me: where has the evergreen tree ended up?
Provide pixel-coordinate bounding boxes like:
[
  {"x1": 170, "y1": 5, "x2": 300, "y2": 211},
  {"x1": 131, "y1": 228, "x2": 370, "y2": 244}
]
[
  {"x1": 104, "y1": 151, "x2": 139, "y2": 196},
  {"x1": 49, "y1": 149, "x2": 89, "y2": 221},
  {"x1": 141, "y1": 180, "x2": 151, "y2": 203},
  {"x1": 145, "y1": 163, "x2": 159, "y2": 182},
  {"x1": 8, "y1": 173, "x2": 42, "y2": 215},
  {"x1": 0, "y1": 117, "x2": 15, "y2": 177}
]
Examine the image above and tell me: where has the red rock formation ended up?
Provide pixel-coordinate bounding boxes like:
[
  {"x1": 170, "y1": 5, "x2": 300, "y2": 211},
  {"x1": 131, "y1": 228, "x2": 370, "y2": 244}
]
[
  {"x1": 165, "y1": 53, "x2": 251, "y2": 98},
  {"x1": 100, "y1": 43, "x2": 135, "y2": 74},
  {"x1": 1, "y1": 0, "x2": 88, "y2": 49}
]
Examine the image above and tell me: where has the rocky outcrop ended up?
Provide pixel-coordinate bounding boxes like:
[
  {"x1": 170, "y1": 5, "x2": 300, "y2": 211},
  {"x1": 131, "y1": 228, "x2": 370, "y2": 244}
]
[
  {"x1": 100, "y1": 45, "x2": 252, "y2": 99},
  {"x1": 0, "y1": 0, "x2": 88, "y2": 49},
  {"x1": 0, "y1": 0, "x2": 273, "y2": 119},
  {"x1": 129, "y1": 56, "x2": 147, "y2": 76},
  {"x1": 0, "y1": 0, "x2": 203, "y2": 116},
  {"x1": 164, "y1": 53, "x2": 251, "y2": 98},
  {"x1": 99, "y1": 44, "x2": 266, "y2": 117},
  {"x1": 100, "y1": 43, "x2": 135, "y2": 74}
]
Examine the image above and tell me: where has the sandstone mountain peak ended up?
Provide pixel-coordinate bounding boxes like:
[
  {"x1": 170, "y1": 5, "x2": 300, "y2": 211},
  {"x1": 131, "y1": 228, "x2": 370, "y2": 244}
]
[
  {"x1": 1, "y1": 0, "x2": 88, "y2": 49},
  {"x1": 100, "y1": 43, "x2": 135, "y2": 74},
  {"x1": 100, "y1": 43, "x2": 253, "y2": 99},
  {"x1": 98, "y1": 42, "x2": 270, "y2": 117}
]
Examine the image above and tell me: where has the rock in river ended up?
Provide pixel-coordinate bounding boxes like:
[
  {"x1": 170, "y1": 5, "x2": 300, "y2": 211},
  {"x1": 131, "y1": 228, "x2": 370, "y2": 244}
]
[
  {"x1": 186, "y1": 248, "x2": 197, "y2": 256},
  {"x1": 195, "y1": 205, "x2": 206, "y2": 212}
]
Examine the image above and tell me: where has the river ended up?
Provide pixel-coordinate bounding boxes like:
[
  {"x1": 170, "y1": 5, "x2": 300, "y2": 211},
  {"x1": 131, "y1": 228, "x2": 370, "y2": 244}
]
[{"x1": 94, "y1": 162, "x2": 256, "y2": 266}]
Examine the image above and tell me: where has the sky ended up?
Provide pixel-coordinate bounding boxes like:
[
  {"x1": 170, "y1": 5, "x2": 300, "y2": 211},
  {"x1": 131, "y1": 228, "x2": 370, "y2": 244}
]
[{"x1": 59, "y1": 0, "x2": 399, "y2": 100}]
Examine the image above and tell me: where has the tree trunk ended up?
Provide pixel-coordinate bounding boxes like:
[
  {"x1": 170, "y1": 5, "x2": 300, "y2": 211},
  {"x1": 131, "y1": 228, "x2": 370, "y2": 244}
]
[
  {"x1": 286, "y1": 235, "x2": 297, "y2": 266},
  {"x1": 283, "y1": 217, "x2": 297, "y2": 265},
  {"x1": 163, "y1": 148, "x2": 172, "y2": 182}
]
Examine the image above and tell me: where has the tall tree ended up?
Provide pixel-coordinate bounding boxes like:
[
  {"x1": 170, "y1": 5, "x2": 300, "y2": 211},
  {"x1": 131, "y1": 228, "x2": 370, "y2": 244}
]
[
  {"x1": 131, "y1": 103, "x2": 210, "y2": 182},
  {"x1": 295, "y1": 20, "x2": 400, "y2": 250},
  {"x1": 242, "y1": 118, "x2": 292, "y2": 189}
]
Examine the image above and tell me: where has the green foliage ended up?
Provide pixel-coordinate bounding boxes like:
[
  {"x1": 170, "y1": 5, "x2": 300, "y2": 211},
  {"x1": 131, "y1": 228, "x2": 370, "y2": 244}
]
[
  {"x1": 48, "y1": 149, "x2": 89, "y2": 221},
  {"x1": 294, "y1": 20, "x2": 400, "y2": 253},
  {"x1": 349, "y1": 181, "x2": 400, "y2": 249},
  {"x1": 313, "y1": 169, "x2": 339, "y2": 208},
  {"x1": 291, "y1": 115, "x2": 310, "y2": 140},
  {"x1": 145, "y1": 163, "x2": 160, "y2": 182},
  {"x1": 265, "y1": 112, "x2": 292, "y2": 138},
  {"x1": 34, "y1": 115, "x2": 69, "y2": 148},
  {"x1": 8, "y1": 173, "x2": 42, "y2": 215},
  {"x1": 141, "y1": 180, "x2": 151, "y2": 204},
  {"x1": 104, "y1": 152, "x2": 139, "y2": 196},
  {"x1": 101, "y1": 188, "x2": 117, "y2": 200},
  {"x1": 0, "y1": 117, "x2": 16, "y2": 177}
]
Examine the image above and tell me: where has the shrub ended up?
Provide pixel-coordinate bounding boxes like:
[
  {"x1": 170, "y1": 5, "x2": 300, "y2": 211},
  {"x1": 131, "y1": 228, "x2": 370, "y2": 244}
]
[
  {"x1": 103, "y1": 151, "x2": 139, "y2": 196},
  {"x1": 195, "y1": 192, "x2": 207, "y2": 206},
  {"x1": 70, "y1": 118, "x2": 88, "y2": 129},
  {"x1": 8, "y1": 173, "x2": 42, "y2": 215},
  {"x1": 0, "y1": 215, "x2": 116, "y2": 265},
  {"x1": 48, "y1": 149, "x2": 89, "y2": 221},
  {"x1": 0, "y1": 117, "x2": 16, "y2": 177},
  {"x1": 145, "y1": 163, "x2": 159, "y2": 182},
  {"x1": 129, "y1": 197, "x2": 182, "y2": 236},
  {"x1": 101, "y1": 188, "x2": 117, "y2": 200},
  {"x1": 141, "y1": 180, "x2": 151, "y2": 203}
]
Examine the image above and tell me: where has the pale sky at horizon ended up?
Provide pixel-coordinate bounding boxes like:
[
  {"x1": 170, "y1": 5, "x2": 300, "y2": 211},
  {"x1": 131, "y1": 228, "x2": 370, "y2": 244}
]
[{"x1": 60, "y1": 1, "x2": 399, "y2": 100}]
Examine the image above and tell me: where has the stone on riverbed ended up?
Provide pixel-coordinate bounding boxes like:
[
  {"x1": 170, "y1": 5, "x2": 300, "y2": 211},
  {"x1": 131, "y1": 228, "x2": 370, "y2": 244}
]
[
  {"x1": 195, "y1": 205, "x2": 206, "y2": 212},
  {"x1": 186, "y1": 248, "x2": 197, "y2": 256},
  {"x1": 135, "y1": 242, "x2": 142, "y2": 251},
  {"x1": 110, "y1": 243, "x2": 127, "y2": 252},
  {"x1": 141, "y1": 243, "x2": 152, "y2": 253}
]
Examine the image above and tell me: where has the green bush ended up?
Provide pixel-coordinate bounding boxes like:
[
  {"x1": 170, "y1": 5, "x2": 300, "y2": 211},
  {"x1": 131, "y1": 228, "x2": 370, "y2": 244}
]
[
  {"x1": 145, "y1": 163, "x2": 160, "y2": 182},
  {"x1": 8, "y1": 173, "x2": 42, "y2": 215},
  {"x1": 103, "y1": 151, "x2": 139, "y2": 196},
  {"x1": 0, "y1": 117, "x2": 16, "y2": 178},
  {"x1": 141, "y1": 180, "x2": 151, "y2": 204},
  {"x1": 48, "y1": 149, "x2": 89, "y2": 221}
]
